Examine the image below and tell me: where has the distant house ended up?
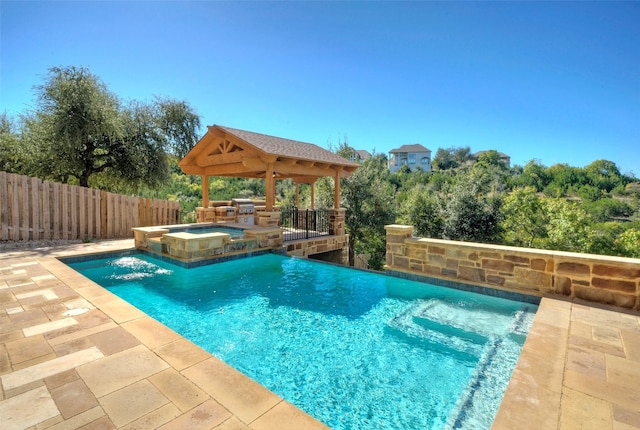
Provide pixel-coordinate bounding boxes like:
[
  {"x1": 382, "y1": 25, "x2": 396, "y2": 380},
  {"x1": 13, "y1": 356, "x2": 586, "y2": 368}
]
[
  {"x1": 388, "y1": 144, "x2": 432, "y2": 172},
  {"x1": 347, "y1": 148, "x2": 372, "y2": 164},
  {"x1": 471, "y1": 151, "x2": 511, "y2": 168}
]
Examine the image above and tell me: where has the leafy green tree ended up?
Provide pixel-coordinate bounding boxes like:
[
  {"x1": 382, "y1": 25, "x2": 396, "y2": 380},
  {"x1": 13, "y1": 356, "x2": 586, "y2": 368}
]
[
  {"x1": 26, "y1": 66, "x2": 200, "y2": 189},
  {"x1": 401, "y1": 170, "x2": 501, "y2": 243},
  {"x1": 616, "y1": 228, "x2": 640, "y2": 258},
  {"x1": 400, "y1": 184, "x2": 444, "y2": 238},
  {"x1": 440, "y1": 176, "x2": 502, "y2": 242},
  {"x1": 431, "y1": 146, "x2": 471, "y2": 170},
  {"x1": 0, "y1": 113, "x2": 26, "y2": 173},
  {"x1": 576, "y1": 184, "x2": 603, "y2": 202},
  {"x1": 500, "y1": 187, "x2": 547, "y2": 247},
  {"x1": 342, "y1": 154, "x2": 395, "y2": 269},
  {"x1": 475, "y1": 150, "x2": 507, "y2": 170},
  {"x1": 541, "y1": 199, "x2": 594, "y2": 253},
  {"x1": 432, "y1": 148, "x2": 457, "y2": 170},
  {"x1": 545, "y1": 163, "x2": 586, "y2": 196},
  {"x1": 513, "y1": 160, "x2": 551, "y2": 191},
  {"x1": 584, "y1": 159, "x2": 623, "y2": 193}
]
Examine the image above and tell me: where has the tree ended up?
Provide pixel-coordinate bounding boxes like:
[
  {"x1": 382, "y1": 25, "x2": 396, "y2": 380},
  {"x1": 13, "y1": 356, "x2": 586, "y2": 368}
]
[
  {"x1": 514, "y1": 160, "x2": 550, "y2": 191},
  {"x1": 440, "y1": 176, "x2": 502, "y2": 242},
  {"x1": 342, "y1": 154, "x2": 395, "y2": 269},
  {"x1": 29, "y1": 66, "x2": 200, "y2": 189},
  {"x1": 500, "y1": 187, "x2": 547, "y2": 247},
  {"x1": 401, "y1": 184, "x2": 444, "y2": 238},
  {"x1": 0, "y1": 113, "x2": 24, "y2": 173},
  {"x1": 431, "y1": 146, "x2": 471, "y2": 171},
  {"x1": 584, "y1": 159, "x2": 623, "y2": 193},
  {"x1": 541, "y1": 199, "x2": 594, "y2": 253},
  {"x1": 617, "y1": 228, "x2": 640, "y2": 258}
]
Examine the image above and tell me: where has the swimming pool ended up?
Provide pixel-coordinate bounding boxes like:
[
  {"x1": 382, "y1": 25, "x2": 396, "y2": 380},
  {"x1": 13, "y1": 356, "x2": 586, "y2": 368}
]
[{"x1": 68, "y1": 252, "x2": 537, "y2": 429}]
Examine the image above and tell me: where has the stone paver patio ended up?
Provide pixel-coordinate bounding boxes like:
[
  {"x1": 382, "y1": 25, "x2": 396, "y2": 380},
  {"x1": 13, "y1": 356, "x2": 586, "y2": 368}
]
[{"x1": 1, "y1": 240, "x2": 639, "y2": 429}]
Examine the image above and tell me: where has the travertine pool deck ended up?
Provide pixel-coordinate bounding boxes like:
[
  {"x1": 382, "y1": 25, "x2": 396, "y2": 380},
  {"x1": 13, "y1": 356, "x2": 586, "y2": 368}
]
[{"x1": 1, "y1": 240, "x2": 638, "y2": 429}]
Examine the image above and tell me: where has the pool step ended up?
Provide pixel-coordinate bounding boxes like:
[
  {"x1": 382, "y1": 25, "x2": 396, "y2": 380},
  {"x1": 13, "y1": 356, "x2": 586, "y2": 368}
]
[
  {"x1": 411, "y1": 300, "x2": 515, "y2": 339},
  {"x1": 386, "y1": 299, "x2": 536, "y2": 360},
  {"x1": 384, "y1": 324, "x2": 480, "y2": 363},
  {"x1": 412, "y1": 315, "x2": 489, "y2": 346},
  {"x1": 387, "y1": 300, "x2": 489, "y2": 359}
]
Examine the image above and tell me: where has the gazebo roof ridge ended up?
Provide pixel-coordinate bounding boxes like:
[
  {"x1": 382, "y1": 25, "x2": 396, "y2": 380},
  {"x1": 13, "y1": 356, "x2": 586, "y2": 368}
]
[{"x1": 215, "y1": 125, "x2": 361, "y2": 167}]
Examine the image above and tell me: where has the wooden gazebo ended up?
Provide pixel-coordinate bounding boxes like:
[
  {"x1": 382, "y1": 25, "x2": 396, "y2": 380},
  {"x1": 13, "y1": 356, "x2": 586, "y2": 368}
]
[{"x1": 179, "y1": 125, "x2": 360, "y2": 210}]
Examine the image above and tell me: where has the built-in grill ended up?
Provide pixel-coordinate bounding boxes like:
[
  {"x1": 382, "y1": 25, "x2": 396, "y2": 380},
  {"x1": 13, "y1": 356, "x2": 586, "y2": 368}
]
[{"x1": 232, "y1": 198, "x2": 255, "y2": 225}]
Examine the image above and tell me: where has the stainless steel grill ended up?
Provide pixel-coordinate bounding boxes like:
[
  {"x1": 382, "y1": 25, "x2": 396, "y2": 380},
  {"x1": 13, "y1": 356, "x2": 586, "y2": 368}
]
[{"x1": 232, "y1": 198, "x2": 255, "y2": 224}]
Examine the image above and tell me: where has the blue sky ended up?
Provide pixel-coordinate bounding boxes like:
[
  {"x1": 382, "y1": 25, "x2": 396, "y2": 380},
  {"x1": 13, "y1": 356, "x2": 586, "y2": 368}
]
[{"x1": 2, "y1": 1, "x2": 639, "y2": 175}]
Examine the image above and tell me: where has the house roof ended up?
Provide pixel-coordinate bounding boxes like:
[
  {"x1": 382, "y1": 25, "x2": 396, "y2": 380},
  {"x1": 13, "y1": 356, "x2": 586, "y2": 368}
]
[
  {"x1": 354, "y1": 149, "x2": 372, "y2": 159},
  {"x1": 179, "y1": 125, "x2": 360, "y2": 181},
  {"x1": 389, "y1": 144, "x2": 431, "y2": 154}
]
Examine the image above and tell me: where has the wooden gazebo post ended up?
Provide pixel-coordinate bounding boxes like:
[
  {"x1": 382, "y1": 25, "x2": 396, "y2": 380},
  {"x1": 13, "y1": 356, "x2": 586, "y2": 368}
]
[
  {"x1": 334, "y1": 169, "x2": 342, "y2": 209},
  {"x1": 265, "y1": 162, "x2": 275, "y2": 211},
  {"x1": 202, "y1": 175, "x2": 209, "y2": 208}
]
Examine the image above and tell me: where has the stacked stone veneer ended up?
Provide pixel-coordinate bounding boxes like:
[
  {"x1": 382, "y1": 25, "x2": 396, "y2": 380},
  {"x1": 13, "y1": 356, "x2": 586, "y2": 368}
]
[
  {"x1": 328, "y1": 208, "x2": 346, "y2": 236},
  {"x1": 285, "y1": 209, "x2": 348, "y2": 265},
  {"x1": 286, "y1": 235, "x2": 349, "y2": 265},
  {"x1": 385, "y1": 224, "x2": 640, "y2": 310}
]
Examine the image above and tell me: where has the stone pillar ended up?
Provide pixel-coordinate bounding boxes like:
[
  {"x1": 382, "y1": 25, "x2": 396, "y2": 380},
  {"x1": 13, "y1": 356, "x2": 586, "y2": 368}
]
[
  {"x1": 328, "y1": 208, "x2": 346, "y2": 236},
  {"x1": 384, "y1": 224, "x2": 414, "y2": 269}
]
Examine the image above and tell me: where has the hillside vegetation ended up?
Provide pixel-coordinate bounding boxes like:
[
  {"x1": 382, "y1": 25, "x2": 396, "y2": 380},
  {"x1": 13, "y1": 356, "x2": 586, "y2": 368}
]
[{"x1": 1, "y1": 67, "x2": 638, "y2": 268}]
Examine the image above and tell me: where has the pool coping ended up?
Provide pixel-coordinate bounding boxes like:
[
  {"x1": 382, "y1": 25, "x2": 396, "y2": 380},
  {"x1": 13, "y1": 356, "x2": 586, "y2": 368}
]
[{"x1": 1, "y1": 239, "x2": 639, "y2": 429}]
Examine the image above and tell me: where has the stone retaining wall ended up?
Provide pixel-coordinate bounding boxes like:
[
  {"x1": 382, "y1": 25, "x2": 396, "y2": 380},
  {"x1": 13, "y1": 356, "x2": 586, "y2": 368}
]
[
  {"x1": 285, "y1": 235, "x2": 349, "y2": 265},
  {"x1": 385, "y1": 224, "x2": 640, "y2": 310}
]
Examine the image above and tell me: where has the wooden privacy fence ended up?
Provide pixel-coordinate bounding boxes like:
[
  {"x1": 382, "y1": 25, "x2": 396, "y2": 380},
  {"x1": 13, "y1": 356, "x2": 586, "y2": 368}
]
[{"x1": 0, "y1": 172, "x2": 181, "y2": 241}]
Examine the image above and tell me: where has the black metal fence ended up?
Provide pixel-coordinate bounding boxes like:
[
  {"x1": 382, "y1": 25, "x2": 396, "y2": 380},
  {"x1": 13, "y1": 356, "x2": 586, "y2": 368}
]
[{"x1": 280, "y1": 207, "x2": 330, "y2": 241}]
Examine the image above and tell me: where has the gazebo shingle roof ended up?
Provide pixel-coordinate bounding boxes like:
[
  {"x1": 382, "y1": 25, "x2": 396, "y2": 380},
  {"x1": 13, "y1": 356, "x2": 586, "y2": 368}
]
[{"x1": 218, "y1": 126, "x2": 360, "y2": 168}]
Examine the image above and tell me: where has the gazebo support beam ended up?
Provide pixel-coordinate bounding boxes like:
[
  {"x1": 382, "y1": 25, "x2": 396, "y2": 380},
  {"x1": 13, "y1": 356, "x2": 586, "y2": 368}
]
[
  {"x1": 202, "y1": 175, "x2": 209, "y2": 208},
  {"x1": 310, "y1": 181, "x2": 315, "y2": 209},
  {"x1": 334, "y1": 171, "x2": 340, "y2": 209},
  {"x1": 266, "y1": 163, "x2": 275, "y2": 211}
]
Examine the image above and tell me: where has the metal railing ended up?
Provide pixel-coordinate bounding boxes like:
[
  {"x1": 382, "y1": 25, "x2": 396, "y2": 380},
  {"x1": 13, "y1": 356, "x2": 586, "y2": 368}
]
[{"x1": 280, "y1": 207, "x2": 330, "y2": 241}]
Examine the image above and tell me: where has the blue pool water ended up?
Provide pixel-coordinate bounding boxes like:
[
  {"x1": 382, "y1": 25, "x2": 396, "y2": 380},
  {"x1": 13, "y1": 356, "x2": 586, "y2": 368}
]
[{"x1": 68, "y1": 253, "x2": 537, "y2": 430}]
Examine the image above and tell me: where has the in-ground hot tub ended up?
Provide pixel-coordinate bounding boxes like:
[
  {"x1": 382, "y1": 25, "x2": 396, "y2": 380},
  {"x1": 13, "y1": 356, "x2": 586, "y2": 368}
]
[{"x1": 132, "y1": 223, "x2": 283, "y2": 264}]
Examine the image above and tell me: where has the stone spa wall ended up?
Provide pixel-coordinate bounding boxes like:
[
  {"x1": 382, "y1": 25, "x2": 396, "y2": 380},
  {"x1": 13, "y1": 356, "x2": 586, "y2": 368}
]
[{"x1": 385, "y1": 224, "x2": 640, "y2": 310}]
